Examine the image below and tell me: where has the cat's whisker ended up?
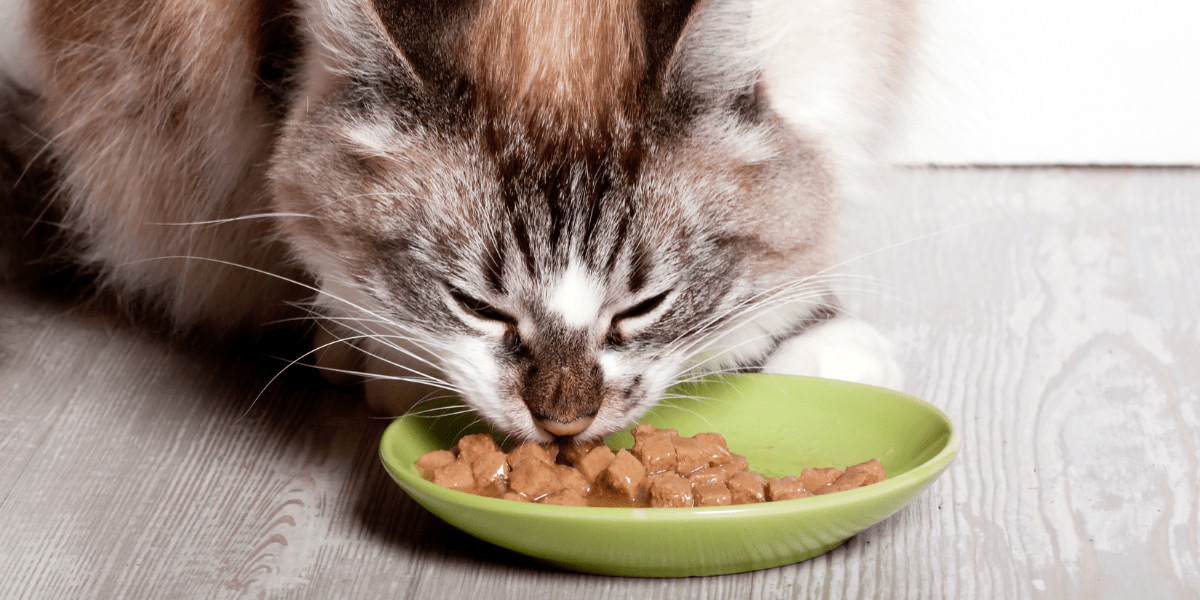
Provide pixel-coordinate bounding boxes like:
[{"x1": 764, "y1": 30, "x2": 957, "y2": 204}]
[
  {"x1": 403, "y1": 391, "x2": 468, "y2": 412},
  {"x1": 146, "y1": 212, "x2": 321, "y2": 227},
  {"x1": 815, "y1": 215, "x2": 997, "y2": 286},
  {"x1": 341, "y1": 368, "x2": 458, "y2": 392},
  {"x1": 265, "y1": 332, "x2": 460, "y2": 394},
  {"x1": 402, "y1": 407, "x2": 478, "y2": 419},
  {"x1": 664, "y1": 270, "x2": 907, "y2": 367},
  {"x1": 658, "y1": 392, "x2": 726, "y2": 407},
  {"x1": 402, "y1": 401, "x2": 473, "y2": 416},
  {"x1": 316, "y1": 315, "x2": 455, "y2": 375},
  {"x1": 649, "y1": 402, "x2": 718, "y2": 432},
  {"x1": 666, "y1": 277, "x2": 833, "y2": 354},
  {"x1": 667, "y1": 287, "x2": 834, "y2": 364},
  {"x1": 304, "y1": 319, "x2": 458, "y2": 388},
  {"x1": 290, "y1": 287, "x2": 463, "y2": 379},
  {"x1": 452, "y1": 417, "x2": 488, "y2": 441},
  {"x1": 667, "y1": 298, "x2": 840, "y2": 379},
  {"x1": 668, "y1": 267, "x2": 912, "y2": 364}
]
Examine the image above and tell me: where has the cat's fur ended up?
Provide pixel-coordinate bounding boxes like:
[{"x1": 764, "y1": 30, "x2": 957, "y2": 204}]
[{"x1": 1, "y1": 0, "x2": 912, "y2": 441}]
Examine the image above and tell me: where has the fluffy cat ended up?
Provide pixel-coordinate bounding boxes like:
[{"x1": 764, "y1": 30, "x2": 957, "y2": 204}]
[{"x1": 0, "y1": 0, "x2": 910, "y2": 441}]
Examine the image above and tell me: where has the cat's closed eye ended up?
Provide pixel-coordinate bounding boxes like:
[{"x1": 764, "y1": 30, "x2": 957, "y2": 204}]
[
  {"x1": 449, "y1": 289, "x2": 515, "y2": 327},
  {"x1": 609, "y1": 290, "x2": 672, "y2": 342},
  {"x1": 613, "y1": 291, "x2": 670, "y2": 324}
]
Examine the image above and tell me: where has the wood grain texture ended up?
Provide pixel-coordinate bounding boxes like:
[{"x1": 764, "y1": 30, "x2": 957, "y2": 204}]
[{"x1": 1, "y1": 167, "x2": 1197, "y2": 599}]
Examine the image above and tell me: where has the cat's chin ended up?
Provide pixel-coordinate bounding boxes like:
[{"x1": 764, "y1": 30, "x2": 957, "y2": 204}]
[{"x1": 759, "y1": 315, "x2": 904, "y2": 391}]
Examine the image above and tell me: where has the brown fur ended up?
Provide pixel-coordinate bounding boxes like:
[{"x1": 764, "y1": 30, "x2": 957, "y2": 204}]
[
  {"x1": 461, "y1": 0, "x2": 645, "y2": 137},
  {"x1": 28, "y1": 0, "x2": 306, "y2": 331}
]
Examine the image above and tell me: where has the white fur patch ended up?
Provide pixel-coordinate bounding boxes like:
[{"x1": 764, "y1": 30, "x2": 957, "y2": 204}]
[
  {"x1": 596, "y1": 351, "x2": 623, "y2": 380},
  {"x1": 548, "y1": 259, "x2": 604, "y2": 328},
  {"x1": 344, "y1": 120, "x2": 395, "y2": 155},
  {"x1": 761, "y1": 315, "x2": 904, "y2": 390},
  {"x1": 0, "y1": 0, "x2": 36, "y2": 90}
]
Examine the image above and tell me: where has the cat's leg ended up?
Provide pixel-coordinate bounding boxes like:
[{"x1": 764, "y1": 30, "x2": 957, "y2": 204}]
[{"x1": 760, "y1": 315, "x2": 904, "y2": 390}]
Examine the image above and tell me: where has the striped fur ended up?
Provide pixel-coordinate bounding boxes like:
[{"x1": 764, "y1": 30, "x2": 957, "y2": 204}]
[{"x1": 2, "y1": 0, "x2": 912, "y2": 440}]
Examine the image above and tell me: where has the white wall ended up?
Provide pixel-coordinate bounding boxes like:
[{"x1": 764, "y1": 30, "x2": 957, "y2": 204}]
[{"x1": 887, "y1": 0, "x2": 1200, "y2": 165}]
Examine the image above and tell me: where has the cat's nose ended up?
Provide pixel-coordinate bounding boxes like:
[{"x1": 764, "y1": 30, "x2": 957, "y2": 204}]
[{"x1": 534, "y1": 414, "x2": 596, "y2": 437}]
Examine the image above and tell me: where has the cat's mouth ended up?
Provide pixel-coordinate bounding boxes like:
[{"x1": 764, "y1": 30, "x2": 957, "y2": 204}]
[{"x1": 533, "y1": 412, "x2": 597, "y2": 437}]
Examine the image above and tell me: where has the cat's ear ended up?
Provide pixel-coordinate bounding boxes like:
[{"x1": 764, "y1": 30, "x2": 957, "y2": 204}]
[
  {"x1": 654, "y1": 0, "x2": 761, "y2": 113},
  {"x1": 302, "y1": 0, "x2": 470, "y2": 91},
  {"x1": 364, "y1": 0, "x2": 479, "y2": 89}
]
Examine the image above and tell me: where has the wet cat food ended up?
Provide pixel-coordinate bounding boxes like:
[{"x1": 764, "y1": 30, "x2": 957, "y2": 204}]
[{"x1": 417, "y1": 426, "x2": 885, "y2": 507}]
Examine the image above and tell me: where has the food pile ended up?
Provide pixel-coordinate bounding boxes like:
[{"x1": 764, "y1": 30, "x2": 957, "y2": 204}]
[{"x1": 416, "y1": 424, "x2": 884, "y2": 508}]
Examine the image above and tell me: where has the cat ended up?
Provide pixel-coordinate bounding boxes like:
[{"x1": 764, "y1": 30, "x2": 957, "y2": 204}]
[{"x1": 0, "y1": 0, "x2": 911, "y2": 442}]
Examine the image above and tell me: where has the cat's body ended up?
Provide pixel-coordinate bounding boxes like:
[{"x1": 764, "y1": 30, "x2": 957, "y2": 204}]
[{"x1": 1, "y1": 0, "x2": 911, "y2": 441}]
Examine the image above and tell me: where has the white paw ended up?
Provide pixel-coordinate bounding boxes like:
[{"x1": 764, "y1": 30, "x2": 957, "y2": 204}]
[{"x1": 760, "y1": 316, "x2": 904, "y2": 390}]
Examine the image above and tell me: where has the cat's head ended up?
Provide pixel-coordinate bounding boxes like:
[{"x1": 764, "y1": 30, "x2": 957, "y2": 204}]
[{"x1": 269, "y1": 0, "x2": 838, "y2": 441}]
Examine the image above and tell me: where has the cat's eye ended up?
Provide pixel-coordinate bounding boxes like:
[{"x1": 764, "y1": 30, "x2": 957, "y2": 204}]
[
  {"x1": 450, "y1": 289, "x2": 515, "y2": 325},
  {"x1": 612, "y1": 291, "x2": 670, "y2": 324}
]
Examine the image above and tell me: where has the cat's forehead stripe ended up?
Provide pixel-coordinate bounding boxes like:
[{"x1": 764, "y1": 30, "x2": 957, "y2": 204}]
[{"x1": 548, "y1": 259, "x2": 605, "y2": 329}]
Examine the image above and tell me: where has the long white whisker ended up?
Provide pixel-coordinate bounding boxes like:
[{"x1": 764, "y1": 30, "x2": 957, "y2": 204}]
[
  {"x1": 310, "y1": 321, "x2": 461, "y2": 391},
  {"x1": 147, "y1": 212, "x2": 321, "y2": 226},
  {"x1": 669, "y1": 289, "x2": 834, "y2": 366},
  {"x1": 316, "y1": 316, "x2": 455, "y2": 378}
]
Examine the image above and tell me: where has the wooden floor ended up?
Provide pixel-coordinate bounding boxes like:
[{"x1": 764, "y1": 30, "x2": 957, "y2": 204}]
[{"x1": 2, "y1": 167, "x2": 1197, "y2": 599}]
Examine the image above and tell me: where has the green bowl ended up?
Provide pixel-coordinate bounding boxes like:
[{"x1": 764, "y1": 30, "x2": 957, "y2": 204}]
[{"x1": 379, "y1": 374, "x2": 959, "y2": 577}]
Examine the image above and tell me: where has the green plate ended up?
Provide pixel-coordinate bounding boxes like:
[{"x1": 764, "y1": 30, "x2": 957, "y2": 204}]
[{"x1": 379, "y1": 374, "x2": 959, "y2": 577}]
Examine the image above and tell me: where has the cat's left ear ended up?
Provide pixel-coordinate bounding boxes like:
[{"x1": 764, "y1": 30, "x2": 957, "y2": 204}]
[
  {"x1": 653, "y1": 0, "x2": 762, "y2": 114},
  {"x1": 302, "y1": 0, "x2": 469, "y2": 92}
]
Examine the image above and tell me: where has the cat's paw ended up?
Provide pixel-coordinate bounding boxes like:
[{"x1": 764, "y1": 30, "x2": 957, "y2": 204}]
[{"x1": 760, "y1": 316, "x2": 904, "y2": 390}]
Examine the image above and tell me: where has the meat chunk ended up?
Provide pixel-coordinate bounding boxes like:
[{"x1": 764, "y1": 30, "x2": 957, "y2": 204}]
[
  {"x1": 470, "y1": 450, "x2": 510, "y2": 497},
  {"x1": 814, "y1": 459, "x2": 886, "y2": 495},
  {"x1": 727, "y1": 472, "x2": 767, "y2": 504},
  {"x1": 693, "y1": 482, "x2": 732, "y2": 507},
  {"x1": 508, "y1": 456, "x2": 564, "y2": 500},
  {"x1": 415, "y1": 449, "x2": 456, "y2": 477},
  {"x1": 555, "y1": 440, "x2": 600, "y2": 466},
  {"x1": 632, "y1": 433, "x2": 677, "y2": 474},
  {"x1": 693, "y1": 432, "x2": 733, "y2": 466},
  {"x1": 555, "y1": 464, "x2": 591, "y2": 497},
  {"x1": 671, "y1": 436, "x2": 709, "y2": 475},
  {"x1": 430, "y1": 458, "x2": 476, "y2": 492},
  {"x1": 575, "y1": 445, "x2": 617, "y2": 483},
  {"x1": 799, "y1": 467, "x2": 845, "y2": 493},
  {"x1": 647, "y1": 473, "x2": 693, "y2": 508},
  {"x1": 600, "y1": 449, "x2": 646, "y2": 502},
  {"x1": 767, "y1": 476, "x2": 812, "y2": 501},
  {"x1": 454, "y1": 433, "x2": 500, "y2": 463},
  {"x1": 687, "y1": 463, "x2": 741, "y2": 486},
  {"x1": 507, "y1": 442, "x2": 557, "y2": 469}
]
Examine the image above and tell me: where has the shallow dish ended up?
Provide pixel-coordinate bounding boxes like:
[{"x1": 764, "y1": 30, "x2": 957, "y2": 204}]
[{"x1": 379, "y1": 374, "x2": 959, "y2": 577}]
